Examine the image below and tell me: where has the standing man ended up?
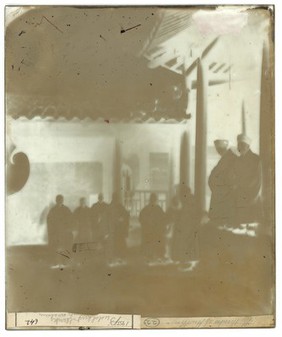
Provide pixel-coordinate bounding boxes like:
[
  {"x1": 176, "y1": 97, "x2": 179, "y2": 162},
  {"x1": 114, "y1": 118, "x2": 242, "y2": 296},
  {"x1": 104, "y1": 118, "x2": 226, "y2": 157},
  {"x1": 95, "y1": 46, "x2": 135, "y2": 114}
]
[
  {"x1": 47, "y1": 194, "x2": 73, "y2": 267},
  {"x1": 233, "y1": 134, "x2": 263, "y2": 225},
  {"x1": 139, "y1": 193, "x2": 166, "y2": 265},
  {"x1": 208, "y1": 139, "x2": 238, "y2": 226},
  {"x1": 108, "y1": 192, "x2": 130, "y2": 266},
  {"x1": 73, "y1": 197, "x2": 91, "y2": 244},
  {"x1": 172, "y1": 186, "x2": 199, "y2": 271},
  {"x1": 165, "y1": 195, "x2": 181, "y2": 263},
  {"x1": 91, "y1": 193, "x2": 109, "y2": 244}
]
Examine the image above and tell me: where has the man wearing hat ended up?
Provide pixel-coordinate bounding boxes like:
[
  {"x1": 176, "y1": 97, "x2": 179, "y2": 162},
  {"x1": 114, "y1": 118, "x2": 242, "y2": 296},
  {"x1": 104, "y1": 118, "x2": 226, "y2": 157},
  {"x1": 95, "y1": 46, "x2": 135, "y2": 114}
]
[
  {"x1": 233, "y1": 134, "x2": 263, "y2": 225},
  {"x1": 208, "y1": 139, "x2": 237, "y2": 225}
]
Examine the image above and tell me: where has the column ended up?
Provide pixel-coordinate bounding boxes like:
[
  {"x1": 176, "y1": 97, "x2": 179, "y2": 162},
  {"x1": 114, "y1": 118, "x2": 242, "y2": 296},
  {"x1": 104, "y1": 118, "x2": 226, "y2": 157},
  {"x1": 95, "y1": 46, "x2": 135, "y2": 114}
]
[
  {"x1": 113, "y1": 138, "x2": 122, "y2": 203},
  {"x1": 241, "y1": 100, "x2": 247, "y2": 134},
  {"x1": 259, "y1": 42, "x2": 274, "y2": 231},
  {"x1": 179, "y1": 131, "x2": 190, "y2": 188},
  {"x1": 194, "y1": 58, "x2": 208, "y2": 214}
]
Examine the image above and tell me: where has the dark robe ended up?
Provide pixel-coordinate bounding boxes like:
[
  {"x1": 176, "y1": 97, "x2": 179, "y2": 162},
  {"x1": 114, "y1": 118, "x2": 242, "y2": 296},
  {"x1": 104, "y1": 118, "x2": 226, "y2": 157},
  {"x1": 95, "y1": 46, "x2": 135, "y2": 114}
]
[
  {"x1": 91, "y1": 201, "x2": 109, "y2": 242},
  {"x1": 108, "y1": 202, "x2": 129, "y2": 258},
  {"x1": 233, "y1": 149, "x2": 263, "y2": 224},
  {"x1": 47, "y1": 204, "x2": 73, "y2": 250},
  {"x1": 73, "y1": 205, "x2": 91, "y2": 243},
  {"x1": 166, "y1": 204, "x2": 181, "y2": 259},
  {"x1": 208, "y1": 149, "x2": 237, "y2": 225},
  {"x1": 139, "y1": 204, "x2": 166, "y2": 259},
  {"x1": 166, "y1": 205, "x2": 181, "y2": 226},
  {"x1": 171, "y1": 194, "x2": 199, "y2": 262}
]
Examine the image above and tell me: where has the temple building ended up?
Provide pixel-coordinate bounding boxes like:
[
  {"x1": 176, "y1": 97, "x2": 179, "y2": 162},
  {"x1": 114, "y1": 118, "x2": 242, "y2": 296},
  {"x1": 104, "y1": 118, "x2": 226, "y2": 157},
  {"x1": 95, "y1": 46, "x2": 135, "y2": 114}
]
[{"x1": 6, "y1": 6, "x2": 273, "y2": 245}]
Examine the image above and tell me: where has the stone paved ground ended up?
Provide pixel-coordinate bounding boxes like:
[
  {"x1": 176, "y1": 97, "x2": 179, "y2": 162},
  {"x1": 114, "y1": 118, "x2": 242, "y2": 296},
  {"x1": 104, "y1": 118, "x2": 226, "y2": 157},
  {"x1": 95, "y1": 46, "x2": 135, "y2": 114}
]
[{"x1": 6, "y1": 225, "x2": 274, "y2": 318}]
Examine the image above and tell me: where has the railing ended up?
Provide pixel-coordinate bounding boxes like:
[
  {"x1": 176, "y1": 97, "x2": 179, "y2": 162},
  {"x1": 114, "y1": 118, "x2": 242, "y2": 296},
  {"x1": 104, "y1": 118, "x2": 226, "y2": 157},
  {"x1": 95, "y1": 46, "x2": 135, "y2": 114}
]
[{"x1": 124, "y1": 190, "x2": 168, "y2": 217}]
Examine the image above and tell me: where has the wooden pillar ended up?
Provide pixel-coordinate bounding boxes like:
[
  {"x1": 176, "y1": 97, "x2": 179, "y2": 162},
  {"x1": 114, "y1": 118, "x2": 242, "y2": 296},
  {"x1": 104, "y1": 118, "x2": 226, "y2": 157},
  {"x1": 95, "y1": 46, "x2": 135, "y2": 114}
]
[
  {"x1": 168, "y1": 150, "x2": 175, "y2": 205},
  {"x1": 113, "y1": 139, "x2": 122, "y2": 203},
  {"x1": 194, "y1": 58, "x2": 208, "y2": 214},
  {"x1": 181, "y1": 57, "x2": 192, "y2": 118},
  {"x1": 180, "y1": 59, "x2": 191, "y2": 192},
  {"x1": 180, "y1": 131, "x2": 190, "y2": 188},
  {"x1": 241, "y1": 100, "x2": 247, "y2": 134},
  {"x1": 259, "y1": 42, "x2": 274, "y2": 230}
]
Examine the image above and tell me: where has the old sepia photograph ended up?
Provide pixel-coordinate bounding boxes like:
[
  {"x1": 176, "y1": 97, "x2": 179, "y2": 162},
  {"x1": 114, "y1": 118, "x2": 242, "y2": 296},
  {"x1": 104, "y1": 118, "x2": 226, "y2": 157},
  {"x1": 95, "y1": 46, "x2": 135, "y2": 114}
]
[{"x1": 5, "y1": 5, "x2": 275, "y2": 329}]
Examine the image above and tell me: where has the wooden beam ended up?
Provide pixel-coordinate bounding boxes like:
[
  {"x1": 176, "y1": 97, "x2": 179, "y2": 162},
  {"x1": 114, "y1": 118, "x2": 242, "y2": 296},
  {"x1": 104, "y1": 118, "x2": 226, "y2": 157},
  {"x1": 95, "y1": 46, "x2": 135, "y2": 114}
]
[
  {"x1": 147, "y1": 50, "x2": 179, "y2": 69},
  {"x1": 209, "y1": 62, "x2": 217, "y2": 70},
  {"x1": 191, "y1": 78, "x2": 229, "y2": 89},
  {"x1": 201, "y1": 37, "x2": 219, "y2": 58},
  {"x1": 165, "y1": 57, "x2": 178, "y2": 68},
  {"x1": 184, "y1": 37, "x2": 220, "y2": 77},
  {"x1": 223, "y1": 64, "x2": 232, "y2": 73},
  {"x1": 213, "y1": 63, "x2": 226, "y2": 73}
]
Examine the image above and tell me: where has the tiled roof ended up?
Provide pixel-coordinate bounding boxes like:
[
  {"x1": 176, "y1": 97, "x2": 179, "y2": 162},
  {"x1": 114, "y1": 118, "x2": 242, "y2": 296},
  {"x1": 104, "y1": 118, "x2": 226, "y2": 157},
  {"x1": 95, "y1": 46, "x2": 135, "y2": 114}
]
[
  {"x1": 6, "y1": 7, "x2": 195, "y2": 122},
  {"x1": 7, "y1": 94, "x2": 189, "y2": 123}
]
